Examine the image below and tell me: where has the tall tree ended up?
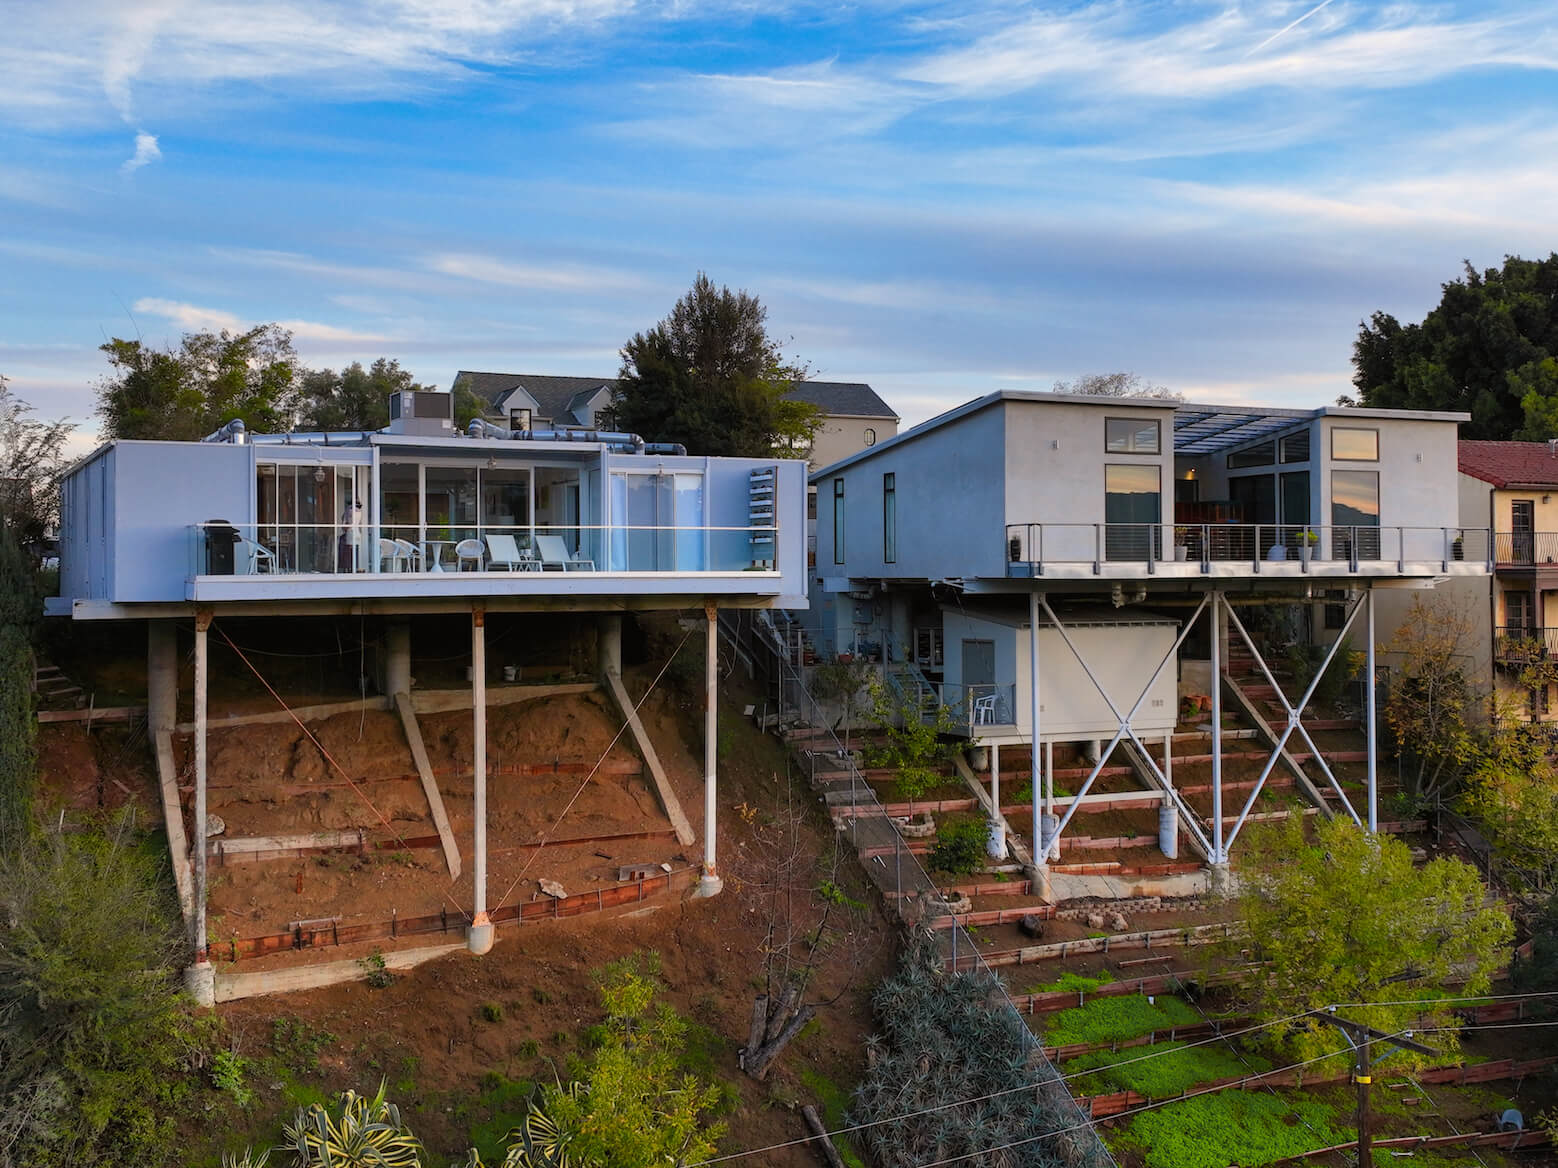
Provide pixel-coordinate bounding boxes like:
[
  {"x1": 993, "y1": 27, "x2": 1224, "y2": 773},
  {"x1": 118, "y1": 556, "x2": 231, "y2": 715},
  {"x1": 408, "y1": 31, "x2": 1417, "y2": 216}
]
[
  {"x1": 0, "y1": 508, "x2": 37, "y2": 852},
  {"x1": 294, "y1": 358, "x2": 430, "y2": 432},
  {"x1": 1053, "y1": 371, "x2": 1183, "y2": 401},
  {"x1": 1234, "y1": 815, "x2": 1511, "y2": 1065},
  {"x1": 1348, "y1": 254, "x2": 1558, "y2": 439},
  {"x1": 604, "y1": 274, "x2": 822, "y2": 457},
  {"x1": 96, "y1": 324, "x2": 298, "y2": 441},
  {"x1": 0, "y1": 376, "x2": 73, "y2": 549}
]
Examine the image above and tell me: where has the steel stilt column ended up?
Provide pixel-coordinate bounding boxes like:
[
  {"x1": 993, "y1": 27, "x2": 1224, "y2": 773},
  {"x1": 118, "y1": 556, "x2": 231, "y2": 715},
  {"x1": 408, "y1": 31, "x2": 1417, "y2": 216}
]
[
  {"x1": 1211, "y1": 592, "x2": 1224, "y2": 865},
  {"x1": 1366, "y1": 586, "x2": 1378, "y2": 834},
  {"x1": 184, "y1": 610, "x2": 215, "y2": 1006},
  {"x1": 1029, "y1": 590, "x2": 1042, "y2": 865},
  {"x1": 468, "y1": 607, "x2": 494, "y2": 954},
  {"x1": 695, "y1": 599, "x2": 723, "y2": 897}
]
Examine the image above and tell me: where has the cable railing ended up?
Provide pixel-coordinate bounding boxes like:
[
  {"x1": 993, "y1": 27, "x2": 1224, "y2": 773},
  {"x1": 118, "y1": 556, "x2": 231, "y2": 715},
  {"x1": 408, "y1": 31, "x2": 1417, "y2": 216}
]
[
  {"x1": 188, "y1": 521, "x2": 780, "y2": 576},
  {"x1": 752, "y1": 634, "x2": 1116, "y2": 1168},
  {"x1": 1005, "y1": 523, "x2": 1492, "y2": 576}
]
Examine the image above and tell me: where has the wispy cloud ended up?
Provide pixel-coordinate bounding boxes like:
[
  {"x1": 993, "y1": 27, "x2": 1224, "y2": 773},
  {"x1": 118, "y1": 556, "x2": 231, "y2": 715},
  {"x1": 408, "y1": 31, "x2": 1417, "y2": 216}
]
[
  {"x1": 121, "y1": 130, "x2": 161, "y2": 173},
  {"x1": 132, "y1": 297, "x2": 388, "y2": 343},
  {"x1": 428, "y1": 252, "x2": 651, "y2": 292}
]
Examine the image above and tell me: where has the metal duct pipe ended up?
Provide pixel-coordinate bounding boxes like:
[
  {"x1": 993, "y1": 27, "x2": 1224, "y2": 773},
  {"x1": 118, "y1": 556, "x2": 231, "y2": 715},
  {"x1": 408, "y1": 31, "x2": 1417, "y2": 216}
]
[
  {"x1": 200, "y1": 419, "x2": 246, "y2": 444},
  {"x1": 246, "y1": 431, "x2": 377, "y2": 446},
  {"x1": 465, "y1": 418, "x2": 686, "y2": 456}
]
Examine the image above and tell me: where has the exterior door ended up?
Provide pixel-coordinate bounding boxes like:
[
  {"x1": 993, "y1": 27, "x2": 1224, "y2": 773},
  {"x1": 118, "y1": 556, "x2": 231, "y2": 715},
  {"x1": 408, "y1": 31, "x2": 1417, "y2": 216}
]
[{"x1": 1512, "y1": 500, "x2": 1535, "y2": 564}]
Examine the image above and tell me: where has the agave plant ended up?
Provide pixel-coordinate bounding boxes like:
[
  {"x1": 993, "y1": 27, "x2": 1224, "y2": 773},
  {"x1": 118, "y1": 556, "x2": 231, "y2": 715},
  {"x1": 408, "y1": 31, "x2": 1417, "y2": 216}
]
[
  {"x1": 282, "y1": 1081, "x2": 423, "y2": 1168},
  {"x1": 450, "y1": 1088, "x2": 577, "y2": 1168},
  {"x1": 222, "y1": 1151, "x2": 272, "y2": 1168}
]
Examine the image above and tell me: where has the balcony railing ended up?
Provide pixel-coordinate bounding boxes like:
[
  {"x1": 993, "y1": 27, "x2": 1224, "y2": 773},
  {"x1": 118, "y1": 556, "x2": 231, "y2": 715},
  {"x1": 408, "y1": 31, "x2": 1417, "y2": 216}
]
[
  {"x1": 938, "y1": 682, "x2": 1017, "y2": 733},
  {"x1": 1004, "y1": 523, "x2": 1492, "y2": 576},
  {"x1": 1494, "y1": 627, "x2": 1558, "y2": 664},
  {"x1": 1494, "y1": 532, "x2": 1558, "y2": 566},
  {"x1": 189, "y1": 522, "x2": 779, "y2": 577}
]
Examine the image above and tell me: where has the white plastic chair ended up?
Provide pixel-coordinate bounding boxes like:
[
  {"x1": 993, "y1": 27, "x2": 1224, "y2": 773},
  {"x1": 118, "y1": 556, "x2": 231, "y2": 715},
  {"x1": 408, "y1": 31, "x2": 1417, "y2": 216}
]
[
  {"x1": 378, "y1": 537, "x2": 406, "y2": 572},
  {"x1": 455, "y1": 538, "x2": 485, "y2": 571},
  {"x1": 536, "y1": 534, "x2": 594, "y2": 571},
  {"x1": 973, "y1": 693, "x2": 999, "y2": 725},
  {"x1": 393, "y1": 538, "x2": 423, "y2": 572},
  {"x1": 238, "y1": 537, "x2": 276, "y2": 575},
  {"x1": 484, "y1": 533, "x2": 523, "y2": 570}
]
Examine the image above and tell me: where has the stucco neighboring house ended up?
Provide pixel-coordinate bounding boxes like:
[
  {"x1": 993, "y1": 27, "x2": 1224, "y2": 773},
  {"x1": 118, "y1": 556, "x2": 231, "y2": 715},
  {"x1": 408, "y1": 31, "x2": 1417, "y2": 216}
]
[
  {"x1": 1454, "y1": 440, "x2": 1558, "y2": 720},
  {"x1": 451, "y1": 372, "x2": 617, "y2": 433},
  {"x1": 783, "y1": 380, "x2": 899, "y2": 470}
]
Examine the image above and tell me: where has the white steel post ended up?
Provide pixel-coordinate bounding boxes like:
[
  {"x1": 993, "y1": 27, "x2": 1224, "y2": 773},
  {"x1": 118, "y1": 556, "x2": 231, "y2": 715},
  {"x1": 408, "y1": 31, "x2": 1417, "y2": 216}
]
[
  {"x1": 697, "y1": 599, "x2": 724, "y2": 896},
  {"x1": 1210, "y1": 592, "x2": 1225, "y2": 866},
  {"x1": 988, "y1": 743, "x2": 1005, "y2": 858},
  {"x1": 468, "y1": 607, "x2": 494, "y2": 954},
  {"x1": 1029, "y1": 590, "x2": 1042, "y2": 865},
  {"x1": 185, "y1": 610, "x2": 215, "y2": 1006},
  {"x1": 1366, "y1": 586, "x2": 1378, "y2": 833}
]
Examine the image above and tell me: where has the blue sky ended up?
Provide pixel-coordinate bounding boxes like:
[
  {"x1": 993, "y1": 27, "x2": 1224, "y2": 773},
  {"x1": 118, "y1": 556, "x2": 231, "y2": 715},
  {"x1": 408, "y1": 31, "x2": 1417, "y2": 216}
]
[{"x1": 2, "y1": 0, "x2": 1555, "y2": 449}]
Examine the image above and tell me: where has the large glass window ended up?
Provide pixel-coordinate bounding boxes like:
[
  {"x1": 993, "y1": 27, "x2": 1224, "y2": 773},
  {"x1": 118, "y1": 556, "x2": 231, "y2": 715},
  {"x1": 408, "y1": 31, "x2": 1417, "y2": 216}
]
[
  {"x1": 1331, "y1": 427, "x2": 1378, "y2": 461},
  {"x1": 1105, "y1": 463, "x2": 1161, "y2": 559},
  {"x1": 1332, "y1": 469, "x2": 1380, "y2": 559},
  {"x1": 883, "y1": 473, "x2": 896, "y2": 564},
  {"x1": 1105, "y1": 417, "x2": 1160, "y2": 454},
  {"x1": 607, "y1": 471, "x2": 704, "y2": 570},
  {"x1": 1279, "y1": 430, "x2": 1311, "y2": 463},
  {"x1": 1227, "y1": 440, "x2": 1275, "y2": 469},
  {"x1": 833, "y1": 479, "x2": 845, "y2": 565},
  {"x1": 1280, "y1": 471, "x2": 1311, "y2": 526}
]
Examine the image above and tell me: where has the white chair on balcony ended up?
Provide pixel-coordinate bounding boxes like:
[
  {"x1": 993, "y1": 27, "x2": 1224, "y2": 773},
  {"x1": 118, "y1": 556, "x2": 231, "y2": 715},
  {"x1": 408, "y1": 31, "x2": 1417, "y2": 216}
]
[
  {"x1": 973, "y1": 693, "x2": 999, "y2": 725},
  {"x1": 393, "y1": 538, "x2": 423, "y2": 572},
  {"x1": 484, "y1": 533, "x2": 524, "y2": 571},
  {"x1": 378, "y1": 538, "x2": 407, "y2": 572},
  {"x1": 535, "y1": 534, "x2": 594, "y2": 571},
  {"x1": 238, "y1": 537, "x2": 276, "y2": 575},
  {"x1": 455, "y1": 539, "x2": 485, "y2": 571}
]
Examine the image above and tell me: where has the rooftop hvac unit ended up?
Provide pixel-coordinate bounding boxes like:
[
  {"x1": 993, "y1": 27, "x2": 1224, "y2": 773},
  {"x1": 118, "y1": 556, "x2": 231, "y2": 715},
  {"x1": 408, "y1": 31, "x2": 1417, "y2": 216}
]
[{"x1": 388, "y1": 390, "x2": 454, "y2": 437}]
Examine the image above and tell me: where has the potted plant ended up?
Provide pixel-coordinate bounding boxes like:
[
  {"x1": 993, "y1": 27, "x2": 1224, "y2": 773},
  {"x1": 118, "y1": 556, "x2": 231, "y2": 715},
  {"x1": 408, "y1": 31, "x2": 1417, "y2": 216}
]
[{"x1": 1298, "y1": 528, "x2": 1319, "y2": 563}]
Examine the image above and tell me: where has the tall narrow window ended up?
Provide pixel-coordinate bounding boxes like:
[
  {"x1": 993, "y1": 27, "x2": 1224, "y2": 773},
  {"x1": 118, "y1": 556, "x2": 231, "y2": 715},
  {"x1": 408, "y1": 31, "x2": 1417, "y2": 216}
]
[
  {"x1": 833, "y1": 478, "x2": 845, "y2": 564},
  {"x1": 883, "y1": 472, "x2": 897, "y2": 564}
]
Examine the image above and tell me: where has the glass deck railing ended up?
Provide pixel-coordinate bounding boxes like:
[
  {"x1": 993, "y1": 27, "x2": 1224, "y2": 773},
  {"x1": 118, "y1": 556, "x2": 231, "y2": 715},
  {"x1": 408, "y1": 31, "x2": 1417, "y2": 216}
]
[
  {"x1": 189, "y1": 522, "x2": 781, "y2": 577},
  {"x1": 1004, "y1": 522, "x2": 1492, "y2": 575}
]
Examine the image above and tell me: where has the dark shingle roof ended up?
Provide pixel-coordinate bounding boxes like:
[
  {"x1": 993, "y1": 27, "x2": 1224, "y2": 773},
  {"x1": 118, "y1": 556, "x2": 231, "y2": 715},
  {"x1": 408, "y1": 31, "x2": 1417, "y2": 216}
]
[
  {"x1": 782, "y1": 380, "x2": 897, "y2": 420},
  {"x1": 1459, "y1": 440, "x2": 1558, "y2": 488},
  {"x1": 452, "y1": 372, "x2": 614, "y2": 426},
  {"x1": 454, "y1": 371, "x2": 897, "y2": 423}
]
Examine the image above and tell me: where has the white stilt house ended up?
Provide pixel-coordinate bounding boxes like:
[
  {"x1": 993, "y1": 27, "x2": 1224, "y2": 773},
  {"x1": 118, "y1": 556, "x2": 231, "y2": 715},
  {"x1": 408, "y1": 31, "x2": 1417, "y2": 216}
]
[
  {"x1": 51, "y1": 390, "x2": 809, "y2": 1000},
  {"x1": 805, "y1": 390, "x2": 1487, "y2": 880}
]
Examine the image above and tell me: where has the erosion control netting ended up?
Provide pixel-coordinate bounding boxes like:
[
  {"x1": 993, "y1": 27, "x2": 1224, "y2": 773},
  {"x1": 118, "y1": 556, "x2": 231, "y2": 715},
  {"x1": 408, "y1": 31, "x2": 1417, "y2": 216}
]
[{"x1": 773, "y1": 649, "x2": 1115, "y2": 1168}]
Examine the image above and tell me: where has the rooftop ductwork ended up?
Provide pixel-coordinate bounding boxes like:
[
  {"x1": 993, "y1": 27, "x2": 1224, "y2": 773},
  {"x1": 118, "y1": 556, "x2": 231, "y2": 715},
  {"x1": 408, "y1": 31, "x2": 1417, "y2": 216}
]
[
  {"x1": 465, "y1": 418, "x2": 686, "y2": 457},
  {"x1": 200, "y1": 419, "x2": 247, "y2": 444}
]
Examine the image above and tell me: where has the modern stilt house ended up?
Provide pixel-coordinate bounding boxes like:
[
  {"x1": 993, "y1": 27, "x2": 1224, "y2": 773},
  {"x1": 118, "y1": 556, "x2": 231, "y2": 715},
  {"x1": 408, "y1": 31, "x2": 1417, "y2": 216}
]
[
  {"x1": 804, "y1": 389, "x2": 1486, "y2": 888},
  {"x1": 49, "y1": 388, "x2": 808, "y2": 1000}
]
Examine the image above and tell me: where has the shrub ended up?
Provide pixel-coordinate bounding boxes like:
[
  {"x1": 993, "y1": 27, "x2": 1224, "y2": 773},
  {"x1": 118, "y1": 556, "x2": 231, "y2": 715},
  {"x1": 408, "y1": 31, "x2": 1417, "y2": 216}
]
[
  {"x1": 358, "y1": 948, "x2": 393, "y2": 989},
  {"x1": 928, "y1": 814, "x2": 989, "y2": 875},
  {"x1": 0, "y1": 810, "x2": 193, "y2": 1166},
  {"x1": 1117, "y1": 1091, "x2": 1346, "y2": 1168},
  {"x1": 480, "y1": 1001, "x2": 504, "y2": 1024},
  {"x1": 1033, "y1": 970, "x2": 1115, "y2": 995},
  {"x1": 1064, "y1": 1040, "x2": 1270, "y2": 1098}
]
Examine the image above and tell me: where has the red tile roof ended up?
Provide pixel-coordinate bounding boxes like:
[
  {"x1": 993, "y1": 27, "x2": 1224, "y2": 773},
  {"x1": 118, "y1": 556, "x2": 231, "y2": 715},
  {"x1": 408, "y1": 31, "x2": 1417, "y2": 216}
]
[{"x1": 1459, "y1": 440, "x2": 1558, "y2": 488}]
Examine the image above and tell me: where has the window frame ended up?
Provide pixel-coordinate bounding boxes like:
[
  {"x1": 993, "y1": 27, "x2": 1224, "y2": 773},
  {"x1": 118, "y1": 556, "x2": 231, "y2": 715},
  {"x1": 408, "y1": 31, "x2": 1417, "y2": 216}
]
[
  {"x1": 1104, "y1": 417, "x2": 1161, "y2": 455},
  {"x1": 864, "y1": 428, "x2": 877, "y2": 447},
  {"x1": 832, "y1": 478, "x2": 845, "y2": 565},
  {"x1": 882, "y1": 472, "x2": 897, "y2": 564},
  {"x1": 1330, "y1": 427, "x2": 1379, "y2": 462},
  {"x1": 1227, "y1": 440, "x2": 1276, "y2": 470}
]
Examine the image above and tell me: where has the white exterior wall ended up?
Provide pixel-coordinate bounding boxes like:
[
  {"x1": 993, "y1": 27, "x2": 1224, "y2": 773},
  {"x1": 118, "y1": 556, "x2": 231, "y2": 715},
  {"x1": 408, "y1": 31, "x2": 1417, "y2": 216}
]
[
  {"x1": 941, "y1": 610, "x2": 1178, "y2": 740},
  {"x1": 1317, "y1": 415, "x2": 1460, "y2": 560},
  {"x1": 1003, "y1": 399, "x2": 1177, "y2": 564},
  {"x1": 815, "y1": 404, "x2": 1008, "y2": 583},
  {"x1": 809, "y1": 414, "x2": 897, "y2": 471}
]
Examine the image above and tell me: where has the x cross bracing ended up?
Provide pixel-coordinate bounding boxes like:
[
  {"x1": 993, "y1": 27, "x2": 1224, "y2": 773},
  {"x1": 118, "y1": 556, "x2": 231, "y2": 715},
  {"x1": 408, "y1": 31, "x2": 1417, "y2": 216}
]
[{"x1": 1025, "y1": 588, "x2": 1379, "y2": 869}]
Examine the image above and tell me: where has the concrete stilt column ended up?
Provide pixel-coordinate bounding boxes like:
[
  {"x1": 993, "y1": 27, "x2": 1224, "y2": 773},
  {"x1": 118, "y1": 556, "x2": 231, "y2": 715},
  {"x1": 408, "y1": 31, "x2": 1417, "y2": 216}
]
[
  {"x1": 986, "y1": 743, "x2": 1006, "y2": 858},
  {"x1": 467, "y1": 607, "x2": 494, "y2": 955},
  {"x1": 692, "y1": 599, "x2": 723, "y2": 898},
  {"x1": 385, "y1": 619, "x2": 411, "y2": 698},
  {"x1": 1160, "y1": 732, "x2": 1178, "y2": 859},
  {"x1": 147, "y1": 621, "x2": 178, "y2": 736},
  {"x1": 597, "y1": 612, "x2": 622, "y2": 678},
  {"x1": 185, "y1": 609, "x2": 215, "y2": 1007}
]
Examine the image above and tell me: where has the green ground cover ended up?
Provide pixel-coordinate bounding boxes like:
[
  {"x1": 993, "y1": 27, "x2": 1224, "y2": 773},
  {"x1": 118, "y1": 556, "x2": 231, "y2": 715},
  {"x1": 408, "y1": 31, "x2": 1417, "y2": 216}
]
[
  {"x1": 1042, "y1": 994, "x2": 1202, "y2": 1047},
  {"x1": 1114, "y1": 1091, "x2": 1348, "y2": 1168},
  {"x1": 1064, "y1": 1039, "x2": 1271, "y2": 1098}
]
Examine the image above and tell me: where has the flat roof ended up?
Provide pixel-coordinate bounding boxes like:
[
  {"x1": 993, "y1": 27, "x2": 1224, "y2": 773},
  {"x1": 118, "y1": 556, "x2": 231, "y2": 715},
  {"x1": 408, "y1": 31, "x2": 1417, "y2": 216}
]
[{"x1": 811, "y1": 391, "x2": 1470, "y2": 480}]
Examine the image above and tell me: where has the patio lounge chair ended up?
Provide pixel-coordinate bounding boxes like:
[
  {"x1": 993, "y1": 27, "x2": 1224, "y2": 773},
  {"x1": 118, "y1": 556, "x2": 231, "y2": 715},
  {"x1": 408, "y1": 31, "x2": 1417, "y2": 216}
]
[
  {"x1": 484, "y1": 533, "x2": 525, "y2": 570},
  {"x1": 535, "y1": 534, "x2": 594, "y2": 571}
]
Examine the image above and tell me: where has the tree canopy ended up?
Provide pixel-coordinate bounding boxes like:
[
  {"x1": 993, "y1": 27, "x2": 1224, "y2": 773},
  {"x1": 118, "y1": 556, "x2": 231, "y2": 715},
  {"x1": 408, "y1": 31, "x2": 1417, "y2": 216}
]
[
  {"x1": 603, "y1": 274, "x2": 823, "y2": 458},
  {"x1": 1349, "y1": 253, "x2": 1558, "y2": 439},
  {"x1": 0, "y1": 376, "x2": 72, "y2": 549},
  {"x1": 1234, "y1": 816, "x2": 1511, "y2": 1065},
  {"x1": 294, "y1": 358, "x2": 431, "y2": 433},
  {"x1": 1052, "y1": 371, "x2": 1183, "y2": 402}
]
